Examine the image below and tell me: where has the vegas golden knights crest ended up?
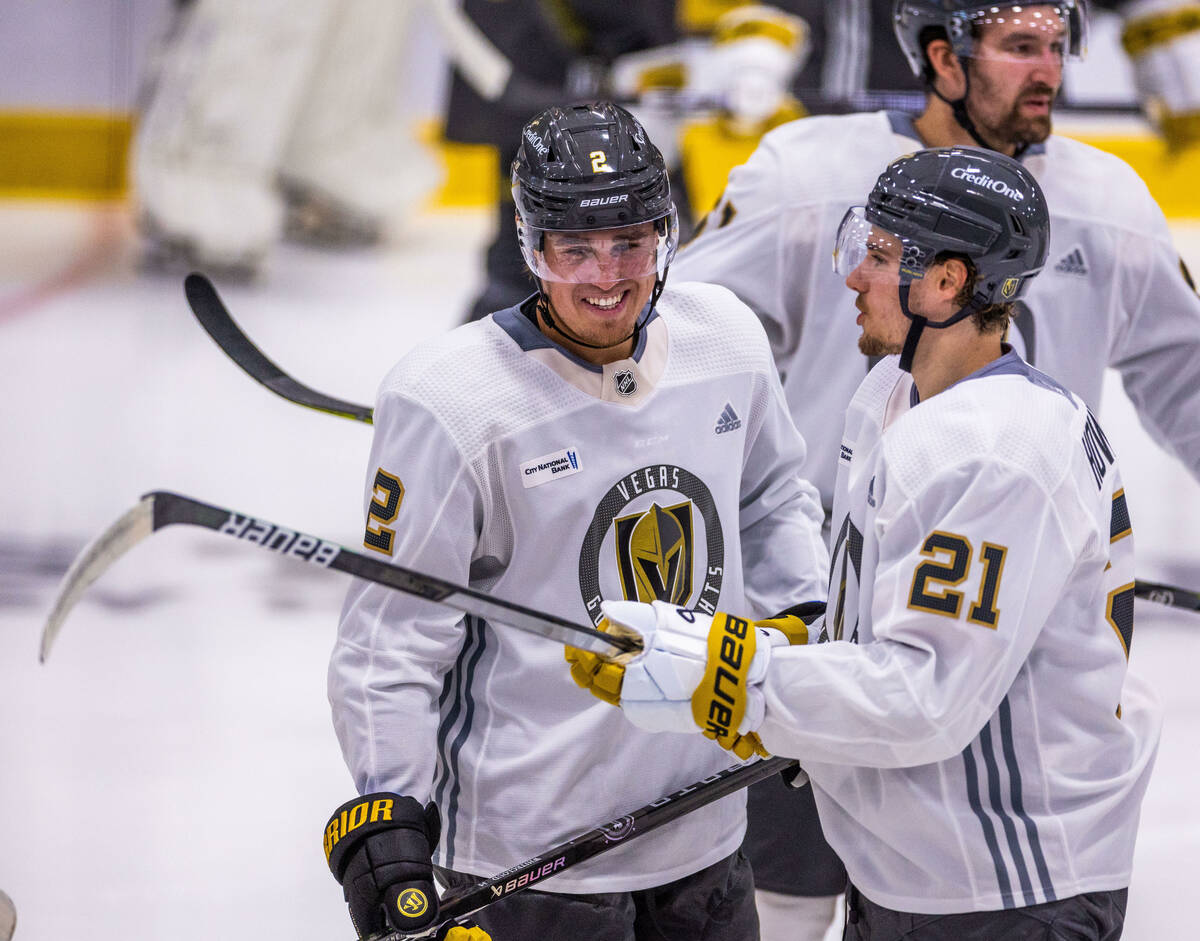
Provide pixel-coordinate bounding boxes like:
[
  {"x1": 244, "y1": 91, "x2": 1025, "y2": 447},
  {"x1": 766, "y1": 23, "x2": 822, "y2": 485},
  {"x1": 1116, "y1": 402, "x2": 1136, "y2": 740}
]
[
  {"x1": 578, "y1": 464, "x2": 725, "y2": 626},
  {"x1": 614, "y1": 502, "x2": 694, "y2": 605}
]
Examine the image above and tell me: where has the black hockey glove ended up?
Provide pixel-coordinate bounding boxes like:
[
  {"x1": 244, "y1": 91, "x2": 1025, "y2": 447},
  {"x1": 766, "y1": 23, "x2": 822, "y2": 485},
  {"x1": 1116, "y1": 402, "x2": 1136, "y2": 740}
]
[{"x1": 324, "y1": 793, "x2": 442, "y2": 938}]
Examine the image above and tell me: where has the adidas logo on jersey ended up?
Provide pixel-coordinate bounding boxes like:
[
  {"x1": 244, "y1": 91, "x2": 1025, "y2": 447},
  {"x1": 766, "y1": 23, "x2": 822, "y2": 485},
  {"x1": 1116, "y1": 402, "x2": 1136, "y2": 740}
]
[
  {"x1": 715, "y1": 404, "x2": 742, "y2": 434},
  {"x1": 1054, "y1": 247, "x2": 1089, "y2": 276}
]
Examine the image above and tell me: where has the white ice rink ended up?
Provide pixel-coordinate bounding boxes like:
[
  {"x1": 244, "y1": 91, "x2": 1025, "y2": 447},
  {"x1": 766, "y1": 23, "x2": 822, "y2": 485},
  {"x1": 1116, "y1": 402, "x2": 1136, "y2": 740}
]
[{"x1": 1, "y1": 199, "x2": 1198, "y2": 941}]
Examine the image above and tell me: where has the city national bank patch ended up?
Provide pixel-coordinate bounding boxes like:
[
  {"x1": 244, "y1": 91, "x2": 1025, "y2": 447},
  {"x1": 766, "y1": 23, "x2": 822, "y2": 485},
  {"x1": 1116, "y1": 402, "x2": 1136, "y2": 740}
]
[{"x1": 520, "y1": 448, "x2": 582, "y2": 489}]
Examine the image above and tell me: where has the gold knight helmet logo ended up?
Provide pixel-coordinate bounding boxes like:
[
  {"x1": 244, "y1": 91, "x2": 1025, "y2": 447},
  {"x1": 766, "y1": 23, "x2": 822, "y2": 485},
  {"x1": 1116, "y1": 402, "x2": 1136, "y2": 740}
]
[{"x1": 614, "y1": 501, "x2": 695, "y2": 605}]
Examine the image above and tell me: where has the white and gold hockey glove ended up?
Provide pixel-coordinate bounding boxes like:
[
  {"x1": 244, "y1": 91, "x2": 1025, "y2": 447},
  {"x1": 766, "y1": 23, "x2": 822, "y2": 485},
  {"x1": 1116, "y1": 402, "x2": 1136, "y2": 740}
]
[{"x1": 566, "y1": 600, "x2": 795, "y2": 760}]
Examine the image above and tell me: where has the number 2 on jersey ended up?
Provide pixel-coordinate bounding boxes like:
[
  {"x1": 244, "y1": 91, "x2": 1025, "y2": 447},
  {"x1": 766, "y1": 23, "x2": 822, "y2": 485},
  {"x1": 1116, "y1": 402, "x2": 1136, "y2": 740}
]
[
  {"x1": 363, "y1": 468, "x2": 404, "y2": 555},
  {"x1": 908, "y1": 531, "x2": 1008, "y2": 628}
]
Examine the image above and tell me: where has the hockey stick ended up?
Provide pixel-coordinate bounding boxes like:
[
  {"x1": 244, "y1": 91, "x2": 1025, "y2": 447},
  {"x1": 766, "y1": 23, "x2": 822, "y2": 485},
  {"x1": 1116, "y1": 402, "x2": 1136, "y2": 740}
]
[
  {"x1": 39, "y1": 491, "x2": 637, "y2": 663},
  {"x1": 184, "y1": 272, "x2": 373, "y2": 423},
  {"x1": 184, "y1": 274, "x2": 1200, "y2": 616},
  {"x1": 1133, "y1": 579, "x2": 1200, "y2": 613},
  {"x1": 394, "y1": 755, "x2": 798, "y2": 939},
  {"x1": 0, "y1": 890, "x2": 14, "y2": 941}
]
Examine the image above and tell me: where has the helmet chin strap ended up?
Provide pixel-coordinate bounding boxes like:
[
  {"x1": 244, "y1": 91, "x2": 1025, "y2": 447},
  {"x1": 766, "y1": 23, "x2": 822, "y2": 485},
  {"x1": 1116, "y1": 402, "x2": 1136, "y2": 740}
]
[
  {"x1": 536, "y1": 271, "x2": 668, "y2": 354},
  {"x1": 931, "y1": 66, "x2": 1030, "y2": 160},
  {"x1": 896, "y1": 280, "x2": 989, "y2": 373}
]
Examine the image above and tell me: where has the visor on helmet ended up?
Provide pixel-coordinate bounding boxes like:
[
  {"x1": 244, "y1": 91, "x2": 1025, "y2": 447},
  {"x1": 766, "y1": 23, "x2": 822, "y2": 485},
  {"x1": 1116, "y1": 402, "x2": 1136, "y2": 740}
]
[
  {"x1": 517, "y1": 209, "x2": 680, "y2": 284},
  {"x1": 895, "y1": 1, "x2": 1088, "y2": 74},
  {"x1": 833, "y1": 207, "x2": 932, "y2": 284}
]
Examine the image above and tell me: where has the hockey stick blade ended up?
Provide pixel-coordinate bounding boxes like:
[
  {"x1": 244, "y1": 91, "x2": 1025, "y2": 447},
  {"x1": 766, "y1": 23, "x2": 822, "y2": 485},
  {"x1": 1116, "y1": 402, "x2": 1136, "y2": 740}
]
[
  {"x1": 40, "y1": 491, "x2": 636, "y2": 663},
  {"x1": 184, "y1": 272, "x2": 374, "y2": 423},
  {"x1": 0, "y1": 890, "x2": 14, "y2": 941},
  {"x1": 1133, "y1": 579, "x2": 1200, "y2": 613},
  {"x1": 391, "y1": 755, "x2": 799, "y2": 940}
]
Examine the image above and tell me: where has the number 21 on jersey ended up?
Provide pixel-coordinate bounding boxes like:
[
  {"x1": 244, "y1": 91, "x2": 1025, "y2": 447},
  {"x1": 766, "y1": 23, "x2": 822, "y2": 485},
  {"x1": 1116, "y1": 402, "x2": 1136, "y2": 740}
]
[{"x1": 908, "y1": 531, "x2": 1008, "y2": 628}]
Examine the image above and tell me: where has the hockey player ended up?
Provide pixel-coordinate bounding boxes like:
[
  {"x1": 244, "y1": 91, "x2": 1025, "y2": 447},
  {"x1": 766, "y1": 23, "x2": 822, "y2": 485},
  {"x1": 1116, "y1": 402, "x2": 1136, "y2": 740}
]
[
  {"x1": 133, "y1": 0, "x2": 438, "y2": 274},
  {"x1": 1116, "y1": 0, "x2": 1200, "y2": 152},
  {"x1": 324, "y1": 102, "x2": 829, "y2": 940},
  {"x1": 570, "y1": 147, "x2": 1161, "y2": 940},
  {"x1": 671, "y1": 2, "x2": 1200, "y2": 935}
]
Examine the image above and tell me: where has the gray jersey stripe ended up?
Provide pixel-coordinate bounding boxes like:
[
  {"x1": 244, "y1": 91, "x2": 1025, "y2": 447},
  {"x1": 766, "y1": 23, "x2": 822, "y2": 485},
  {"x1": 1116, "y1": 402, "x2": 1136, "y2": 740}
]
[
  {"x1": 963, "y1": 742, "x2": 1016, "y2": 906},
  {"x1": 433, "y1": 618, "x2": 478, "y2": 805},
  {"x1": 436, "y1": 617, "x2": 488, "y2": 869},
  {"x1": 998, "y1": 698, "x2": 1057, "y2": 902},
  {"x1": 979, "y1": 721, "x2": 1037, "y2": 906}
]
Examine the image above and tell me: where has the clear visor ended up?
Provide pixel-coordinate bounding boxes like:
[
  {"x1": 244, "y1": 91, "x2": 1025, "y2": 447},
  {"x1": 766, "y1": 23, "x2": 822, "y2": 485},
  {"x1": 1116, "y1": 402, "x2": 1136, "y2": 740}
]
[
  {"x1": 833, "y1": 207, "x2": 928, "y2": 283},
  {"x1": 954, "y1": 3, "x2": 1087, "y2": 66},
  {"x1": 517, "y1": 209, "x2": 679, "y2": 284}
]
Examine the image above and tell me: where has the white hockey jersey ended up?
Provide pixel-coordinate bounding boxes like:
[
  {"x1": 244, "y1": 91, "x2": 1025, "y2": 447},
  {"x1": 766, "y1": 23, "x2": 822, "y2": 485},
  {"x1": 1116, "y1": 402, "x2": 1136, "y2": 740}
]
[
  {"x1": 757, "y1": 351, "x2": 1161, "y2": 913},
  {"x1": 329, "y1": 282, "x2": 829, "y2": 892},
  {"x1": 672, "y1": 109, "x2": 1200, "y2": 510}
]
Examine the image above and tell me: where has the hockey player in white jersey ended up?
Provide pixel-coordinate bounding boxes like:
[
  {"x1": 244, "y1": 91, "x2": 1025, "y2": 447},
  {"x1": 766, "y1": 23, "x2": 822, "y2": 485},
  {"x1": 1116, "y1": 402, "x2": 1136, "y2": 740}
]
[
  {"x1": 571, "y1": 147, "x2": 1161, "y2": 940},
  {"x1": 324, "y1": 102, "x2": 829, "y2": 940},
  {"x1": 671, "y1": 2, "x2": 1200, "y2": 935}
]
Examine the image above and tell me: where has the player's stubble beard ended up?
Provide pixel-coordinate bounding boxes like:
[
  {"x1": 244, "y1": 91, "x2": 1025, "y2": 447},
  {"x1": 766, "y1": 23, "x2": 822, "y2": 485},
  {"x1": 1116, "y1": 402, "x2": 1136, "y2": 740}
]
[
  {"x1": 858, "y1": 333, "x2": 902, "y2": 357},
  {"x1": 970, "y1": 71, "x2": 1057, "y2": 148}
]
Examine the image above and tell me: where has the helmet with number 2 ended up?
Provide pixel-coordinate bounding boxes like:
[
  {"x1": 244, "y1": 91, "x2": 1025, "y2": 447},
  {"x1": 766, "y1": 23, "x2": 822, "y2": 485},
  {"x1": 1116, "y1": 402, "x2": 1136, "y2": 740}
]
[{"x1": 512, "y1": 102, "x2": 679, "y2": 285}]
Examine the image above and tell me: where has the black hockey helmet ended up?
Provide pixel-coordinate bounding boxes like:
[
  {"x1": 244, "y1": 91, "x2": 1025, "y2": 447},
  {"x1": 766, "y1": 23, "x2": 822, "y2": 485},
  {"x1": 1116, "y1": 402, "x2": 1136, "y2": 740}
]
[
  {"x1": 835, "y1": 147, "x2": 1050, "y2": 369},
  {"x1": 893, "y1": 1, "x2": 1089, "y2": 79},
  {"x1": 512, "y1": 101, "x2": 675, "y2": 233}
]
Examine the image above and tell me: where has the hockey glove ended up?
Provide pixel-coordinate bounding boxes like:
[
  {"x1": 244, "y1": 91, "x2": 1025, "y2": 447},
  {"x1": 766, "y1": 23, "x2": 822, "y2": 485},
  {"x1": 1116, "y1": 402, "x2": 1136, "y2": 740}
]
[
  {"x1": 324, "y1": 793, "x2": 442, "y2": 938},
  {"x1": 567, "y1": 599, "x2": 790, "y2": 760}
]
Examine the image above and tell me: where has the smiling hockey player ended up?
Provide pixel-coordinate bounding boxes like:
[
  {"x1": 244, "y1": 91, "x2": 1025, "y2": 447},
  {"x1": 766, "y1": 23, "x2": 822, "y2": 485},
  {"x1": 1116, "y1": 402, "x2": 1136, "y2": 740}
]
[{"x1": 324, "y1": 101, "x2": 828, "y2": 940}]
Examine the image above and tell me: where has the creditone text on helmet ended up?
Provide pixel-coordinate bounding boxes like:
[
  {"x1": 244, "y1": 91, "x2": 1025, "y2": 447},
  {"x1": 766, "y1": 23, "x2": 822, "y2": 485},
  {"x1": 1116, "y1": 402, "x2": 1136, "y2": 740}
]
[{"x1": 950, "y1": 166, "x2": 1025, "y2": 200}]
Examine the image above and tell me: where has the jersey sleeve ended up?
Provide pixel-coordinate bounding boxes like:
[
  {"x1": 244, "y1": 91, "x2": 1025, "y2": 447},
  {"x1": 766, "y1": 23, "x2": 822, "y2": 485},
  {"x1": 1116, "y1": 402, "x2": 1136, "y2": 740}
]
[
  {"x1": 1108, "y1": 205, "x2": 1200, "y2": 482},
  {"x1": 757, "y1": 454, "x2": 1080, "y2": 768},
  {"x1": 737, "y1": 355, "x2": 829, "y2": 617},
  {"x1": 671, "y1": 130, "x2": 819, "y2": 368},
  {"x1": 328, "y1": 388, "x2": 481, "y2": 801}
]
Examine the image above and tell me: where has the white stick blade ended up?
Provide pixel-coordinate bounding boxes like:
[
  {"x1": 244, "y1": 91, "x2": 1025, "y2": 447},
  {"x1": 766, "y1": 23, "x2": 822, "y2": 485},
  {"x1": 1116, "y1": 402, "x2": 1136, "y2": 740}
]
[
  {"x1": 0, "y1": 889, "x2": 14, "y2": 941},
  {"x1": 39, "y1": 496, "x2": 156, "y2": 663}
]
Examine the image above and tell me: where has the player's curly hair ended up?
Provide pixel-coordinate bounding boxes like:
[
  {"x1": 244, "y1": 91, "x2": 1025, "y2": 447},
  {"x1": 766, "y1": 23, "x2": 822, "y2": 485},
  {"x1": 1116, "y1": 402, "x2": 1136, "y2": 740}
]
[{"x1": 935, "y1": 251, "x2": 1012, "y2": 335}]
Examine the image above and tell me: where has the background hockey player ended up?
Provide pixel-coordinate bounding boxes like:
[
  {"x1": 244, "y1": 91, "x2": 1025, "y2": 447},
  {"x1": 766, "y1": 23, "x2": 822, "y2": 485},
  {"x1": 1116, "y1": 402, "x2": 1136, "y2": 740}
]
[
  {"x1": 133, "y1": 0, "x2": 439, "y2": 276},
  {"x1": 671, "y1": 3, "x2": 1200, "y2": 933},
  {"x1": 324, "y1": 102, "x2": 828, "y2": 939},
  {"x1": 570, "y1": 146, "x2": 1161, "y2": 941}
]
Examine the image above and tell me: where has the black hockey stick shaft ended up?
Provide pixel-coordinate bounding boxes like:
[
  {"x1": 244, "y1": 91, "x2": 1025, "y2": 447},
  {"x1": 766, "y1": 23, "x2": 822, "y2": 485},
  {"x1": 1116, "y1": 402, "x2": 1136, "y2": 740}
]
[
  {"x1": 184, "y1": 272, "x2": 374, "y2": 423},
  {"x1": 1133, "y1": 579, "x2": 1200, "y2": 612},
  {"x1": 40, "y1": 491, "x2": 636, "y2": 662},
  {"x1": 393, "y1": 755, "x2": 798, "y2": 940},
  {"x1": 182, "y1": 275, "x2": 1200, "y2": 616}
]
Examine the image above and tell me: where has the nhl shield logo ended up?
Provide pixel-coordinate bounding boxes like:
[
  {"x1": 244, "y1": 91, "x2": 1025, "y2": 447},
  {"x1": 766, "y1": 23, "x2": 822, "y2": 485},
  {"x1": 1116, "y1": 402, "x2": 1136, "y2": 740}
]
[
  {"x1": 1001, "y1": 277, "x2": 1020, "y2": 299},
  {"x1": 613, "y1": 370, "x2": 637, "y2": 397}
]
